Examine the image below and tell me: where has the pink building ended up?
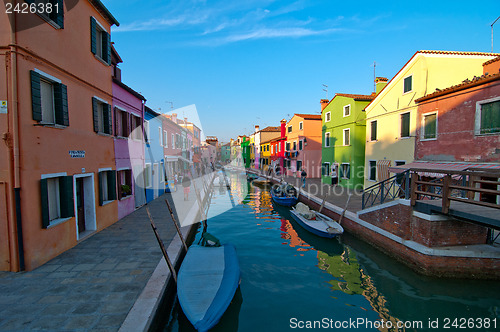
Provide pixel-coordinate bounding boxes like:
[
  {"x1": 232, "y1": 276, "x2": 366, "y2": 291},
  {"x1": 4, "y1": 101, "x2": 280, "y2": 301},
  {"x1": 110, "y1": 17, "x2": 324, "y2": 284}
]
[{"x1": 111, "y1": 47, "x2": 146, "y2": 218}]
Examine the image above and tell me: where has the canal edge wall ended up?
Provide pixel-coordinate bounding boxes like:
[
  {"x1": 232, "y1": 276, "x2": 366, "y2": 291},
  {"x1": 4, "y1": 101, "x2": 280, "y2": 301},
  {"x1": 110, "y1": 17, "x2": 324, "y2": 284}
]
[
  {"x1": 119, "y1": 173, "x2": 216, "y2": 332},
  {"x1": 261, "y1": 174, "x2": 500, "y2": 279}
]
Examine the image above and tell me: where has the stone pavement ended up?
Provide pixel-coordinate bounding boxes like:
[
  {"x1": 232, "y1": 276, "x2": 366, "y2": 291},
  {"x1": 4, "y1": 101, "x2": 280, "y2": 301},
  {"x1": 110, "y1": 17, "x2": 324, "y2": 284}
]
[{"x1": 0, "y1": 174, "x2": 211, "y2": 332}]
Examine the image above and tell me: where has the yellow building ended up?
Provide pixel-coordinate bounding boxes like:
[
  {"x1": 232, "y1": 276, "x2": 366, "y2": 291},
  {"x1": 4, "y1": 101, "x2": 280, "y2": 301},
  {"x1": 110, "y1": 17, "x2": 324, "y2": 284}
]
[
  {"x1": 364, "y1": 50, "x2": 499, "y2": 188},
  {"x1": 260, "y1": 140, "x2": 272, "y2": 172}
]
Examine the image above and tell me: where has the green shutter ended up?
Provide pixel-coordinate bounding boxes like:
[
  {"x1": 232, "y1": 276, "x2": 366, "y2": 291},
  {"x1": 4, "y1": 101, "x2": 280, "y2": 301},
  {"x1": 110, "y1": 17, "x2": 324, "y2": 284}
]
[
  {"x1": 108, "y1": 170, "x2": 117, "y2": 201},
  {"x1": 105, "y1": 32, "x2": 111, "y2": 65},
  {"x1": 114, "y1": 107, "x2": 118, "y2": 136},
  {"x1": 40, "y1": 179, "x2": 49, "y2": 228},
  {"x1": 31, "y1": 70, "x2": 42, "y2": 122},
  {"x1": 481, "y1": 101, "x2": 500, "y2": 134},
  {"x1": 401, "y1": 113, "x2": 410, "y2": 137},
  {"x1": 424, "y1": 114, "x2": 436, "y2": 139},
  {"x1": 90, "y1": 17, "x2": 97, "y2": 55},
  {"x1": 371, "y1": 121, "x2": 377, "y2": 141},
  {"x1": 54, "y1": 83, "x2": 69, "y2": 126},
  {"x1": 55, "y1": 0, "x2": 64, "y2": 28},
  {"x1": 103, "y1": 104, "x2": 112, "y2": 134},
  {"x1": 92, "y1": 97, "x2": 99, "y2": 132},
  {"x1": 98, "y1": 172, "x2": 104, "y2": 206},
  {"x1": 59, "y1": 176, "x2": 74, "y2": 218}
]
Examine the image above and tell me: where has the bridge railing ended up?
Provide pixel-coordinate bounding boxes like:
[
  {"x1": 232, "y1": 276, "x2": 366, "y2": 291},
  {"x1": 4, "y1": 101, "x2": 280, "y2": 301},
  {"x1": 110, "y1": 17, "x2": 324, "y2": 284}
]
[
  {"x1": 362, "y1": 170, "x2": 410, "y2": 209},
  {"x1": 409, "y1": 168, "x2": 500, "y2": 214}
]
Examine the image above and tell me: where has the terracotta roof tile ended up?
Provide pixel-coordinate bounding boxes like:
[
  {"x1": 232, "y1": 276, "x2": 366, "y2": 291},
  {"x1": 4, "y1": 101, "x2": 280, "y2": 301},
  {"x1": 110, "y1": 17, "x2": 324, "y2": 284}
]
[
  {"x1": 335, "y1": 93, "x2": 376, "y2": 101},
  {"x1": 294, "y1": 113, "x2": 322, "y2": 120},
  {"x1": 416, "y1": 71, "x2": 500, "y2": 102},
  {"x1": 258, "y1": 126, "x2": 280, "y2": 133},
  {"x1": 483, "y1": 56, "x2": 500, "y2": 66},
  {"x1": 418, "y1": 50, "x2": 500, "y2": 57}
]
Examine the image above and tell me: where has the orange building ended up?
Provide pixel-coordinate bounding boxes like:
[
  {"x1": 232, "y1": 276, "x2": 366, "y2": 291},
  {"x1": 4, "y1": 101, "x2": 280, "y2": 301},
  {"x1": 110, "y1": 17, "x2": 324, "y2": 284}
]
[
  {"x1": 284, "y1": 114, "x2": 323, "y2": 178},
  {"x1": 0, "y1": 1, "x2": 120, "y2": 271}
]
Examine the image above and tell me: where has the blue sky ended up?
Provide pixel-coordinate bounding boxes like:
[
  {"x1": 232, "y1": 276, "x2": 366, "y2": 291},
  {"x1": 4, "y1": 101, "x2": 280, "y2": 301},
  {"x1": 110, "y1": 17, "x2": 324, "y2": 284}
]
[{"x1": 103, "y1": 0, "x2": 500, "y2": 142}]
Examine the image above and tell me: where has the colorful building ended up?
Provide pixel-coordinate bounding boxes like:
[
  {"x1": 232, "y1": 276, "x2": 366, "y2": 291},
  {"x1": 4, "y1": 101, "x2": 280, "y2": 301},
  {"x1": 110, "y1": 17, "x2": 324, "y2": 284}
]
[
  {"x1": 270, "y1": 119, "x2": 287, "y2": 175},
  {"x1": 111, "y1": 46, "x2": 146, "y2": 218},
  {"x1": 260, "y1": 140, "x2": 272, "y2": 172},
  {"x1": 364, "y1": 50, "x2": 499, "y2": 188},
  {"x1": 284, "y1": 114, "x2": 322, "y2": 178},
  {"x1": 0, "y1": 0, "x2": 119, "y2": 271},
  {"x1": 144, "y1": 107, "x2": 165, "y2": 202},
  {"x1": 413, "y1": 56, "x2": 500, "y2": 163},
  {"x1": 320, "y1": 85, "x2": 380, "y2": 189},
  {"x1": 221, "y1": 143, "x2": 231, "y2": 163},
  {"x1": 254, "y1": 126, "x2": 281, "y2": 170}
]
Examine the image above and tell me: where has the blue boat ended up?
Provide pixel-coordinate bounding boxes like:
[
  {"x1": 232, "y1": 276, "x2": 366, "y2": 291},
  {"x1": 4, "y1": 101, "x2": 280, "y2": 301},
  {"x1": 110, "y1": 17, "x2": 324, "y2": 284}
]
[
  {"x1": 177, "y1": 244, "x2": 240, "y2": 332},
  {"x1": 270, "y1": 183, "x2": 298, "y2": 207},
  {"x1": 290, "y1": 203, "x2": 343, "y2": 238}
]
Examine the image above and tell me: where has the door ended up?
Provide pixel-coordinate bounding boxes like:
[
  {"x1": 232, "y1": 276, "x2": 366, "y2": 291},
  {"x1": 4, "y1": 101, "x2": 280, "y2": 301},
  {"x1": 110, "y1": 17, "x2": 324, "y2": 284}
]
[
  {"x1": 153, "y1": 163, "x2": 159, "y2": 199},
  {"x1": 76, "y1": 178, "x2": 85, "y2": 233}
]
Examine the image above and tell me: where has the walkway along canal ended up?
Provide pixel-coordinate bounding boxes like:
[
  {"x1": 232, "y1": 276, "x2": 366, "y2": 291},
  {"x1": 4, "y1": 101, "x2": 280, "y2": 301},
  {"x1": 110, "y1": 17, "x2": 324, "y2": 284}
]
[{"x1": 160, "y1": 173, "x2": 500, "y2": 332}]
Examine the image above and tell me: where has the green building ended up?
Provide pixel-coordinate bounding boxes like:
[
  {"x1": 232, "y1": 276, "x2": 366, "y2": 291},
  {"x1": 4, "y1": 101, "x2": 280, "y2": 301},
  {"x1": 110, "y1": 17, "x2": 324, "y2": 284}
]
[
  {"x1": 221, "y1": 143, "x2": 231, "y2": 163},
  {"x1": 321, "y1": 91, "x2": 379, "y2": 190}
]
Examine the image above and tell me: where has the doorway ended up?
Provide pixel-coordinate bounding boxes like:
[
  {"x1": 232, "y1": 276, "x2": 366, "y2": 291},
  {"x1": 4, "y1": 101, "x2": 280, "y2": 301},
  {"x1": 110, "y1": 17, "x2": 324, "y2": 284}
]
[{"x1": 74, "y1": 174, "x2": 96, "y2": 240}]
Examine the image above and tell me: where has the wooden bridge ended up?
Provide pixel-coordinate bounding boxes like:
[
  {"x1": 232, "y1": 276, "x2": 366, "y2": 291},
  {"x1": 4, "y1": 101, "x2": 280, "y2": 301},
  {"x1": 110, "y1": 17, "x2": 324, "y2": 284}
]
[{"x1": 409, "y1": 168, "x2": 500, "y2": 231}]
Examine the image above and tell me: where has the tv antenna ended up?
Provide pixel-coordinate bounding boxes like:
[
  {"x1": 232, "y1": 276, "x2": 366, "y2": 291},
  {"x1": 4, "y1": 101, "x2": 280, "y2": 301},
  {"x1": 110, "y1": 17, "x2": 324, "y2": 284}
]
[
  {"x1": 322, "y1": 84, "x2": 328, "y2": 99},
  {"x1": 373, "y1": 61, "x2": 377, "y2": 92},
  {"x1": 492, "y1": 16, "x2": 500, "y2": 52},
  {"x1": 166, "y1": 101, "x2": 174, "y2": 111}
]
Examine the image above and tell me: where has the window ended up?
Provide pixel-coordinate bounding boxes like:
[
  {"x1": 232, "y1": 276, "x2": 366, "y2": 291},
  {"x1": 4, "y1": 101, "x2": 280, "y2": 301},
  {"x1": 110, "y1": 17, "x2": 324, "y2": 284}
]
[
  {"x1": 476, "y1": 99, "x2": 500, "y2": 134},
  {"x1": 40, "y1": 174, "x2": 74, "y2": 228},
  {"x1": 92, "y1": 97, "x2": 112, "y2": 135},
  {"x1": 271, "y1": 145, "x2": 274, "y2": 154},
  {"x1": 115, "y1": 108, "x2": 129, "y2": 138},
  {"x1": 325, "y1": 132, "x2": 330, "y2": 147},
  {"x1": 370, "y1": 121, "x2": 377, "y2": 141},
  {"x1": 160, "y1": 162, "x2": 165, "y2": 183},
  {"x1": 144, "y1": 164, "x2": 152, "y2": 188},
  {"x1": 293, "y1": 141, "x2": 297, "y2": 151},
  {"x1": 296, "y1": 160, "x2": 302, "y2": 172},
  {"x1": 30, "y1": 70, "x2": 68, "y2": 126},
  {"x1": 171, "y1": 134, "x2": 175, "y2": 148},
  {"x1": 423, "y1": 113, "x2": 437, "y2": 139},
  {"x1": 325, "y1": 112, "x2": 331, "y2": 122},
  {"x1": 98, "y1": 170, "x2": 116, "y2": 206},
  {"x1": 287, "y1": 126, "x2": 292, "y2": 133},
  {"x1": 343, "y1": 128, "x2": 350, "y2": 146},
  {"x1": 117, "y1": 169, "x2": 132, "y2": 199},
  {"x1": 278, "y1": 143, "x2": 281, "y2": 152},
  {"x1": 175, "y1": 134, "x2": 180, "y2": 148},
  {"x1": 286, "y1": 142, "x2": 290, "y2": 151},
  {"x1": 403, "y1": 75, "x2": 412, "y2": 93},
  {"x1": 131, "y1": 114, "x2": 142, "y2": 140},
  {"x1": 343, "y1": 105, "x2": 351, "y2": 117},
  {"x1": 299, "y1": 121, "x2": 303, "y2": 130},
  {"x1": 163, "y1": 130, "x2": 168, "y2": 146},
  {"x1": 340, "y1": 163, "x2": 350, "y2": 179},
  {"x1": 158, "y1": 127, "x2": 163, "y2": 146},
  {"x1": 322, "y1": 162, "x2": 330, "y2": 176},
  {"x1": 90, "y1": 17, "x2": 111, "y2": 65},
  {"x1": 395, "y1": 161, "x2": 406, "y2": 185},
  {"x1": 25, "y1": 0, "x2": 64, "y2": 29},
  {"x1": 369, "y1": 161, "x2": 377, "y2": 181},
  {"x1": 401, "y1": 112, "x2": 410, "y2": 138},
  {"x1": 299, "y1": 140, "x2": 303, "y2": 150}
]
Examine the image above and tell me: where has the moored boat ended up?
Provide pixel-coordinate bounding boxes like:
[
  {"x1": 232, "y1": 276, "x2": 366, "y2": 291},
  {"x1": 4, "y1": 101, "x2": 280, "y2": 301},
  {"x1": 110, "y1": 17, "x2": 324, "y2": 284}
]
[
  {"x1": 177, "y1": 244, "x2": 240, "y2": 332},
  {"x1": 271, "y1": 183, "x2": 298, "y2": 207},
  {"x1": 290, "y1": 203, "x2": 343, "y2": 238}
]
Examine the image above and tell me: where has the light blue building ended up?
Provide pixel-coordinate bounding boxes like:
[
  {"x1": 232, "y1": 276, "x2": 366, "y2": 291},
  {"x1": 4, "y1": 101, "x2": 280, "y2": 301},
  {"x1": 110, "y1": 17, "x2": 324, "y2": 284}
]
[{"x1": 144, "y1": 107, "x2": 165, "y2": 203}]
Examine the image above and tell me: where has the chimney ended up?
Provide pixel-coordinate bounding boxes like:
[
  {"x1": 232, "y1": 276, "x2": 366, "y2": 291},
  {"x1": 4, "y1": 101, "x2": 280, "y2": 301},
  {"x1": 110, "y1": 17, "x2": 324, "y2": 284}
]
[
  {"x1": 255, "y1": 125, "x2": 260, "y2": 133},
  {"x1": 320, "y1": 99, "x2": 329, "y2": 112},
  {"x1": 171, "y1": 113, "x2": 177, "y2": 123},
  {"x1": 280, "y1": 119, "x2": 287, "y2": 138},
  {"x1": 375, "y1": 77, "x2": 388, "y2": 94}
]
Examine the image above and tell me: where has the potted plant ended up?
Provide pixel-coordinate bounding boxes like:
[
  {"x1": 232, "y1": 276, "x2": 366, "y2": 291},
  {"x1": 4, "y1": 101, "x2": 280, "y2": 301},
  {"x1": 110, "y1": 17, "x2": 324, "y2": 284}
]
[{"x1": 121, "y1": 184, "x2": 131, "y2": 197}]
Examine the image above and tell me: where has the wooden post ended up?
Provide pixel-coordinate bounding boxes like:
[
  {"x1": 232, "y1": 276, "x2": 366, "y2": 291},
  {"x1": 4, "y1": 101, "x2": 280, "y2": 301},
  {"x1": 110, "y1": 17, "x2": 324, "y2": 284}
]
[
  {"x1": 318, "y1": 195, "x2": 326, "y2": 213},
  {"x1": 467, "y1": 175, "x2": 476, "y2": 200},
  {"x1": 442, "y1": 174, "x2": 451, "y2": 214},
  {"x1": 146, "y1": 207, "x2": 177, "y2": 283},
  {"x1": 410, "y1": 172, "x2": 418, "y2": 206},
  {"x1": 164, "y1": 199, "x2": 189, "y2": 253}
]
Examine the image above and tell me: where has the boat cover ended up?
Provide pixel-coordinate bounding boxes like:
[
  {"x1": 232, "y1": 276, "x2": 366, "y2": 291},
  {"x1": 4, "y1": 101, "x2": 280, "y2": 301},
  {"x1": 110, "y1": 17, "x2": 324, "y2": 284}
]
[{"x1": 178, "y1": 244, "x2": 240, "y2": 332}]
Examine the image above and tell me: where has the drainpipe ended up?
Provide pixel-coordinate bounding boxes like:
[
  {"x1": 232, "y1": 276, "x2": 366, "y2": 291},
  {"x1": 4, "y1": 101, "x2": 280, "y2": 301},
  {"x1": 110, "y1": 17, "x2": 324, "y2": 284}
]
[{"x1": 7, "y1": 12, "x2": 24, "y2": 271}]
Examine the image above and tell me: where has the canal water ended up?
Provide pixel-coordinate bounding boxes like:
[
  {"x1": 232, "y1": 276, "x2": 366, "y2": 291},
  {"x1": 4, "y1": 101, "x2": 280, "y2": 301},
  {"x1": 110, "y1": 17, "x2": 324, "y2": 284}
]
[{"x1": 162, "y1": 174, "x2": 499, "y2": 331}]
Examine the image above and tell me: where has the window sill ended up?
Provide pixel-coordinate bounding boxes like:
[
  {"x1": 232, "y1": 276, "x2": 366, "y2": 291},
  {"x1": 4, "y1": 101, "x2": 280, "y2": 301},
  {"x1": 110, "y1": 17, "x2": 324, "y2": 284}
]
[
  {"x1": 35, "y1": 122, "x2": 67, "y2": 129},
  {"x1": 46, "y1": 217, "x2": 72, "y2": 229},
  {"x1": 97, "y1": 132, "x2": 113, "y2": 137},
  {"x1": 475, "y1": 132, "x2": 500, "y2": 136},
  {"x1": 120, "y1": 195, "x2": 133, "y2": 201},
  {"x1": 102, "y1": 200, "x2": 114, "y2": 206},
  {"x1": 399, "y1": 136, "x2": 412, "y2": 140},
  {"x1": 420, "y1": 137, "x2": 437, "y2": 141},
  {"x1": 94, "y1": 55, "x2": 110, "y2": 66}
]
